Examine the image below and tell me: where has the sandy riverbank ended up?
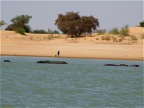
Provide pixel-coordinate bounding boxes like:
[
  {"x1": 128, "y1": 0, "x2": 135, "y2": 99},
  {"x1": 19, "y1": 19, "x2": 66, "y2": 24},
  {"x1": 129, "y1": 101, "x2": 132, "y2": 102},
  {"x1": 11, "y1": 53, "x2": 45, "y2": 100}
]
[{"x1": 0, "y1": 27, "x2": 144, "y2": 60}]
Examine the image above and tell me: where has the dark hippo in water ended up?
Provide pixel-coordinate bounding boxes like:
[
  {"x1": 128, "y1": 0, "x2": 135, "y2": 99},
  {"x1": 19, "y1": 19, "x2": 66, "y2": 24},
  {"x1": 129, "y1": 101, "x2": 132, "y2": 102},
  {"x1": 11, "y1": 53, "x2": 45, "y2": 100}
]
[
  {"x1": 104, "y1": 64, "x2": 128, "y2": 67},
  {"x1": 37, "y1": 60, "x2": 68, "y2": 64},
  {"x1": 4, "y1": 60, "x2": 11, "y2": 62},
  {"x1": 104, "y1": 64, "x2": 139, "y2": 67}
]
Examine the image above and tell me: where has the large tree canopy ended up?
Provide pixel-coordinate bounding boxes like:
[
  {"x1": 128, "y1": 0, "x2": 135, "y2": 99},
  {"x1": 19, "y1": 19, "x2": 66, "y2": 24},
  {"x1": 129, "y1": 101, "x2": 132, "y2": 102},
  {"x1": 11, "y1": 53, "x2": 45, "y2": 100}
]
[
  {"x1": 5, "y1": 15, "x2": 32, "y2": 33},
  {"x1": 55, "y1": 12, "x2": 99, "y2": 37}
]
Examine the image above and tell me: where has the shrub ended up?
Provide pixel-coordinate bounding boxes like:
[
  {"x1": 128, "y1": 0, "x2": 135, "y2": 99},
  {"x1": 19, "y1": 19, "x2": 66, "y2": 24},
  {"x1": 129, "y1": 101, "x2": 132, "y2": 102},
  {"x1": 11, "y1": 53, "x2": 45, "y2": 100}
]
[
  {"x1": 15, "y1": 28, "x2": 25, "y2": 35},
  {"x1": 140, "y1": 33, "x2": 144, "y2": 39},
  {"x1": 105, "y1": 35, "x2": 111, "y2": 41},
  {"x1": 119, "y1": 25, "x2": 129, "y2": 36},
  {"x1": 96, "y1": 29, "x2": 106, "y2": 35},
  {"x1": 54, "y1": 34, "x2": 60, "y2": 38},
  {"x1": 101, "y1": 36, "x2": 105, "y2": 40},
  {"x1": 48, "y1": 34, "x2": 54, "y2": 40},
  {"x1": 0, "y1": 20, "x2": 6, "y2": 27},
  {"x1": 130, "y1": 35, "x2": 138, "y2": 42},
  {"x1": 53, "y1": 30, "x2": 60, "y2": 34},
  {"x1": 109, "y1": 27, "x2": 119, "y2": 35},
  {"x1": 33, "y1": 29, "x2": 47, "y2": 34},
  {"x1": 140, "y1": 21, "x2": 144, "y2": 27},
  {"x1": 101, "y1": 35, "x2": 111, "y2": 41},
  {"x1": 96, "y1": 38, "x2": 99, "y2": 40},
  {"x1": 118, "y1": 38, "x2": 123, "y2": 42},
  {"x1": 111, "y1": 36, "x2": 118, "y2": 42}
]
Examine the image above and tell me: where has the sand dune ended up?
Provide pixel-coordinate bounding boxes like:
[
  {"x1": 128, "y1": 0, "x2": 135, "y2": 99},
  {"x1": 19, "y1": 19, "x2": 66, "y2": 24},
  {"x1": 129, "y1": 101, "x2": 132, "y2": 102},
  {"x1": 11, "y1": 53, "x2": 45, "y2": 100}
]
[
  {"x1": 0, "y1": 27, "x2": 144, "y2": 60},
  {"x1": 129, "y1": 27, "x2": 144, "y2": 36}
]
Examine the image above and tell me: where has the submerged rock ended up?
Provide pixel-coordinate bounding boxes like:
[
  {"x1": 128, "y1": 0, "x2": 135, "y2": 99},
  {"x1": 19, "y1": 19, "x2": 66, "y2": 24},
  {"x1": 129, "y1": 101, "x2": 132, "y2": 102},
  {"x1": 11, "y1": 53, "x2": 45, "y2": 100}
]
[
  {"x1": 37, "y1": 60, "x2": 68, "y2": 64},
  {"x1": 4, "y1": 60, "x2": 11, "y2": 62}
]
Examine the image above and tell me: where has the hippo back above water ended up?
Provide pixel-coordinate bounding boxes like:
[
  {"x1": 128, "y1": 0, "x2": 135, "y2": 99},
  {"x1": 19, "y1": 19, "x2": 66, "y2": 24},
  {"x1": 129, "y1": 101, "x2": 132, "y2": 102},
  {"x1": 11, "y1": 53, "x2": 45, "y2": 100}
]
[{"x1": 37, "y1": 60, "x2": 68, "y2": 64}]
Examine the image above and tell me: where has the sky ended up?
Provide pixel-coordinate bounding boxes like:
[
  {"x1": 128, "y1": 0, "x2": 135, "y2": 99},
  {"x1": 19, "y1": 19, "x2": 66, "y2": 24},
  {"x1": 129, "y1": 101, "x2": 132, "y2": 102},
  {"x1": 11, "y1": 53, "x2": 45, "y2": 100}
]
[{"x1": 0, "y1": 0, "x2": 143, "y2": 32}]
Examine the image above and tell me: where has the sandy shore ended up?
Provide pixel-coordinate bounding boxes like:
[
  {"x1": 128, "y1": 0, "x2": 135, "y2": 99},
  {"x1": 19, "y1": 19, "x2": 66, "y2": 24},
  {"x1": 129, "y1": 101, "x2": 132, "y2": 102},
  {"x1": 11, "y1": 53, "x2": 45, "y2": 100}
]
[{"x1": 1, "y1": 27, "x2": 144, "y2": 60}]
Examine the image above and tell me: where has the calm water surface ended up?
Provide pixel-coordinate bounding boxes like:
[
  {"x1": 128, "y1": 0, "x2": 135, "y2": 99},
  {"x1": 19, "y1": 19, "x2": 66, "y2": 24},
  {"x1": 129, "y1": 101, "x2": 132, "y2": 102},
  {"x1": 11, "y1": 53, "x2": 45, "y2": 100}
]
[{"x1": 0, "y1": 56, "x2": 143, "y2": 108}]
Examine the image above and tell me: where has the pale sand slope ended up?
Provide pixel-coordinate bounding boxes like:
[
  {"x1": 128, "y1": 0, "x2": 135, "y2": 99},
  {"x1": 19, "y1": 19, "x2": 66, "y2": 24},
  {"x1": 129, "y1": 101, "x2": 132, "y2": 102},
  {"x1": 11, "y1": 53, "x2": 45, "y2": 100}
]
[{"x1": 0, "y1": 27, "x2": 144, "y2": 60}]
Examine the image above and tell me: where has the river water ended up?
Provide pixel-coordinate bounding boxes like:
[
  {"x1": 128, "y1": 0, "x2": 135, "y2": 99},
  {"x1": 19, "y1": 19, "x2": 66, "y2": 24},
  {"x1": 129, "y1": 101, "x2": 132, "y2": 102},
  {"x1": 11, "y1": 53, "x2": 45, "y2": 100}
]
[{"x1": 0, "y1": 56, "x2": 143, "y2": 107}]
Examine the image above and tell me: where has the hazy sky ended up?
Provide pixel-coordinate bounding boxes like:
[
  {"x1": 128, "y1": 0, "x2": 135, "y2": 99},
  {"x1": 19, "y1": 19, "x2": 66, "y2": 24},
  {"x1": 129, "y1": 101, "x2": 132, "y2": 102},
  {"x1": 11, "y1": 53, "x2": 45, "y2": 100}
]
[{"x1": 1, "y1": 0, "x2": 143, "y2": 31}]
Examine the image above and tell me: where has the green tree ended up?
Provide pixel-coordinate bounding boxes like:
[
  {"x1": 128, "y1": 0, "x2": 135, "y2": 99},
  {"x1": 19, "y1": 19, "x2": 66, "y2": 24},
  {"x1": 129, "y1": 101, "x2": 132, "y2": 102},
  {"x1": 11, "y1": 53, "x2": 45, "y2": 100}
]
[
  {"x1": 55, "y1": 12, "x2": 99, "y2": 38},
  {"x1": 53, "y1": 30, "x2": 60, "y2": 34},
  {"x1": 5, "y1": 15, "x2": 32, "y2": 33},
  {"x1": 0, "y1": 20, "x2": 6, "y2": 27},
  {"x1": 47, "y1": 29, "x2": 60, "y2": 34},
  {"x1": 140, "y1": 21, "x2": 144, "y2": 27},
  {"x1": 33, "y1": 29, "x2": 47, "y2": 34}
]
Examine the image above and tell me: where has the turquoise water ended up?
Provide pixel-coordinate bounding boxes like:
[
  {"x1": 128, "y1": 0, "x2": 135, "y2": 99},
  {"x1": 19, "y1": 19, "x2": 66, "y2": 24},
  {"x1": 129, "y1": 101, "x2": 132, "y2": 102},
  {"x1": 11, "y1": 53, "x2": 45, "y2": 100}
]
[{"x1": 0, "y1": 56, "x2": 143, "y2": 108}]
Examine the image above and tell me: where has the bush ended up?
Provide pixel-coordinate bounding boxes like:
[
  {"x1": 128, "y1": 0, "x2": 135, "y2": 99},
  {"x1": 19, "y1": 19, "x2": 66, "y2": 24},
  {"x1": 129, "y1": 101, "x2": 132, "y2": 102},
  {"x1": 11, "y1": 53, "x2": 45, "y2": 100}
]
[
  {"x1": 15, "y1": 28, "x2": 25, "y2": 35},
  {"x1": 101, "y1": 36, "x2": 105, "y2": 40},
  {"x1": 96, "y1": 29, "x2": 106, "y2": 35},
  {"x1": 53, "y1": 30, "x2": 60, "y2": 34},
  {"x1": 140, "y1": 21, "x2": 144, "y2": 27},
  {"x1": 119, "y1": 25, "x2": 129, "y2": 36},
  {"x1": 130, "y1": 35, "x2": 138, "y2": 42},
  {"x1": 0, "y1": 20, "x2": 6, "y2": 27},
  {"x1": 101, "y1": 35, "x2": 111, "y2": 41},
  {"x1": 33, "y1": 29, "x2": 47, "y2": 34},
  {"x1": 109, "y1": 28, "x2": 119, "y2": 35},
  {"x1": 105, "y1": 35, "x2": 111, "y2": 41},
  {"x1": 111, "y1": 36, "x2": 118, "y2": 42},
  {"x1": 118, "y1": 38, "x2": 123, "y2": 42},
  {"x1": 140, "y1": 33, "x2": 144, "y2": 39}
]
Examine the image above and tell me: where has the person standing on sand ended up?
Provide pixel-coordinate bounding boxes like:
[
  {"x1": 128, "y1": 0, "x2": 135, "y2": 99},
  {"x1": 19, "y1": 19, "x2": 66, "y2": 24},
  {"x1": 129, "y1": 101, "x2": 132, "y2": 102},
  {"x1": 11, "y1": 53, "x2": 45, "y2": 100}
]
[{"x1": 57, "y1": 50, "x2": 60, "y2": 57}]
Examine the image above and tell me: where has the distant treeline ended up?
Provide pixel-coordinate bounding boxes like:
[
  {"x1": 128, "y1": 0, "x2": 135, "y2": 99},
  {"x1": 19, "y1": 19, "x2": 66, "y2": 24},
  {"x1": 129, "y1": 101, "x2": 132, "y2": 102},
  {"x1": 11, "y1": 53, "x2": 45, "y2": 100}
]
[
  {"x1": 0, "y1": 15, "x2": 60, "y2": 35},
  {"x1": 0, "y1": 12, "x2": 99, "y2": 37},
  {"x1": 0, "y1": 12, "x2": 144, "y2": 37},
  {"x1": 33, "y1": 29, "x2": 60, "y2": 34}
]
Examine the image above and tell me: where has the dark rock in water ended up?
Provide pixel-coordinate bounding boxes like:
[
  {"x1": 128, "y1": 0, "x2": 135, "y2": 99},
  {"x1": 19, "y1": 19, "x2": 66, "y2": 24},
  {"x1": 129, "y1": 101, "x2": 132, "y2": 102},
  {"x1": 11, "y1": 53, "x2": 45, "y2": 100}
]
[
  {"x1": 4, "y1": 60, "x2": 11, "y2": 62},
  {"x1": 37, "y1": 60, "x2": 68, "y2": 64},
  {"x1": 130, "y1": 64, "x2": 140, "y2": 67}
]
